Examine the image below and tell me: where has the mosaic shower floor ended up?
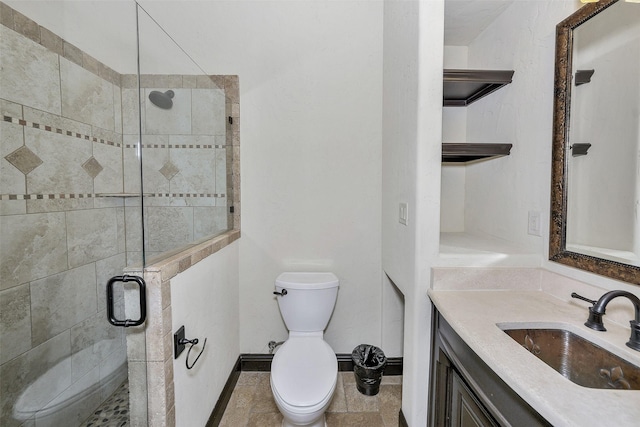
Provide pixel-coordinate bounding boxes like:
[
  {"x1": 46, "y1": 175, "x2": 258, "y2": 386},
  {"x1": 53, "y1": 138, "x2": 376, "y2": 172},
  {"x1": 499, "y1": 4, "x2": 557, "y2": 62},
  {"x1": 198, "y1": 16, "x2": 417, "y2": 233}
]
[{"x1": 80, "y1": 381, "x2": 129, "y2": 427}]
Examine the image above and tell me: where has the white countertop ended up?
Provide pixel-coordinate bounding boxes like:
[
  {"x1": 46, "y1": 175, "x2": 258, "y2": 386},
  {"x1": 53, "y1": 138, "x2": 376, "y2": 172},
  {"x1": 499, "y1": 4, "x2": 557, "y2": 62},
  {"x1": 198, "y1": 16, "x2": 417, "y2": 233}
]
[{"x1": 428, "y1": 288, "x2": 640, "y2": 427}]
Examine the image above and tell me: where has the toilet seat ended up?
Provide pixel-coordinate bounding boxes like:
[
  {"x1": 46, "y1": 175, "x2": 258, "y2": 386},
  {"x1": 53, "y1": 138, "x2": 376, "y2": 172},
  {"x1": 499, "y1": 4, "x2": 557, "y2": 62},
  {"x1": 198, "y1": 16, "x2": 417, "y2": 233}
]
[{"x1": 271, "y1": 337, "x2": 337, "y2": 410}]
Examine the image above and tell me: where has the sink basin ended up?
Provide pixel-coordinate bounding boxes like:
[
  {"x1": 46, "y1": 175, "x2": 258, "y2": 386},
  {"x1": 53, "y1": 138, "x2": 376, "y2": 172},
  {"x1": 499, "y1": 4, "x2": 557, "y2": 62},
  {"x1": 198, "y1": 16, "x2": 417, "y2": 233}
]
[{"x1": 503, "y1": 328, "x2": 640, "y2": 390}]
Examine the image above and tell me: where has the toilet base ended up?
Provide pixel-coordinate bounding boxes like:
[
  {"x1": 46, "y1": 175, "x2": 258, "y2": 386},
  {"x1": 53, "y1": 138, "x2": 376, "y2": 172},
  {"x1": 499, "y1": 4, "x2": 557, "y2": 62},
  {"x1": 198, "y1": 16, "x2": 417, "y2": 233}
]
[{"x1": 281, "y1": 414, "x2": 325, "y2": 427}]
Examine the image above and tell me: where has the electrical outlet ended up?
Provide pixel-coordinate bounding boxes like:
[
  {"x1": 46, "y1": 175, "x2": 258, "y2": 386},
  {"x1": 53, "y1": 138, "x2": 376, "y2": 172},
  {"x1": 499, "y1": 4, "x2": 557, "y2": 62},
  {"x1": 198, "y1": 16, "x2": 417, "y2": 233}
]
[
  {"x1": 528, "y1": 211, "x2": 541, "y2": 236},
  {"x1": 399, "y1": 203, "x2": 408, "y2": 226}
]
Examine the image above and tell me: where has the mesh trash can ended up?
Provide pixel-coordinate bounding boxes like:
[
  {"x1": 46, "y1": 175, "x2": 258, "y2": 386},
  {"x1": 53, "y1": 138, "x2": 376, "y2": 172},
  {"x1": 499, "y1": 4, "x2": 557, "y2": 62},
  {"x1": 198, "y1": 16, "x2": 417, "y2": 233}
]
[{"x1": 352, "y1": 344, "x2": 387, "y2": 396}]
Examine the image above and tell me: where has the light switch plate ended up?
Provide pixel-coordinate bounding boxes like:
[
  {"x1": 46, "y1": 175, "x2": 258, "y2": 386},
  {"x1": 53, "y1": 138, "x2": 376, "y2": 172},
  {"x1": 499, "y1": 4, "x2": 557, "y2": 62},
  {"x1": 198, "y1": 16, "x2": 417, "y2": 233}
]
[
  {"x1": 399, "y1": 203, "x2": 408, "y2": 226},
  {"x1": 528, "y1": 211, "x2": 541, "y2": 236}
]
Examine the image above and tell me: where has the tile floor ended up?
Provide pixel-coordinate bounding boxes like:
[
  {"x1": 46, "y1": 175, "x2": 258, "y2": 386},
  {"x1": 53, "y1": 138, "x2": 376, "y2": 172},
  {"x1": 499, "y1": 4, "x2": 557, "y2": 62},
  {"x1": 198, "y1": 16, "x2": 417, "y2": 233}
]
[
  {"x1": 80, "y1": 381, "x2": 129, "y2": 427},
  {"x1": 219, "y1": 372, "x2": 402, "y2": 427}
]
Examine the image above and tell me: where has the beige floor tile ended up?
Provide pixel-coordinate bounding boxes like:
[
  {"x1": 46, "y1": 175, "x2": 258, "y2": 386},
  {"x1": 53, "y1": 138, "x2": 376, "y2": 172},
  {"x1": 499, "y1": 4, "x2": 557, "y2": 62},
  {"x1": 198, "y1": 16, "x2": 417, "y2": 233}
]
[
  {"x1": 327, "y1": 373, "x2": 347, "y2": 413},
  {"x1": 381, "y1": 375, "x2": 402, "y2": 385},
  {"x1": 344, "y1": 383, "x2": 379, "y2": 413},
  {"x1": 379, "y1": 385, "x2": 402, "y2": 426},
  {"x1": 221, "y1": 371, "x2": 402, "y2": 427},
  {"x1": 226, "y1": 385, "x2": 257, "y2": 410},
  {"x1": 252, "y1": 384, "x2": 279, "y2": 413},
  {"x1": 247, "y1": 411, "x2": 283, "y2": 427},
  {"x1": 237, "y1": 371, "x2": 264, "y2": 386},
  {"x1": 219, "y1": 406, "x2": 249, "y2": 427},
  {"x1": 342, "y1": 371, "x2": 356, "y2": 384},
  {"x1": 326, "y1": 412, "x2": 386, "y2": 427}
]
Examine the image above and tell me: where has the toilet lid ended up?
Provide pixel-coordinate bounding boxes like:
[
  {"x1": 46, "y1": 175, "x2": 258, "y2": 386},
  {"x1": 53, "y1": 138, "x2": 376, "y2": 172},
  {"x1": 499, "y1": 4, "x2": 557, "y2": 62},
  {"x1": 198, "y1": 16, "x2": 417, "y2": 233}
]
[{"x1": 271, "y1": 338, "x2": 337, "y2": 408}]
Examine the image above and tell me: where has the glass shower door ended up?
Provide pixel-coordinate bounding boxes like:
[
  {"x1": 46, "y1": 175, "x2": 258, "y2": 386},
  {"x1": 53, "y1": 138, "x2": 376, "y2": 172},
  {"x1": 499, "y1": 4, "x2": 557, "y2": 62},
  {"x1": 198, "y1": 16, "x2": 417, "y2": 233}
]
[{"x1": 0, "y1": 1, "x2": 148, "y2": 426}]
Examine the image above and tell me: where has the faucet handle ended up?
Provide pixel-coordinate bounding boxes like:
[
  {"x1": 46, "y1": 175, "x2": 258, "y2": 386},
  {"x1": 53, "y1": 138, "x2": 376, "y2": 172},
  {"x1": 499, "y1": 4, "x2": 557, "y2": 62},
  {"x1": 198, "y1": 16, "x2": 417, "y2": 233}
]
[
  {"x1": 572, "y1": 292, "x2": 607, "y2": 331},
  {"x1": 571, "y1": 292, "x2": 597, "y2": 305}
]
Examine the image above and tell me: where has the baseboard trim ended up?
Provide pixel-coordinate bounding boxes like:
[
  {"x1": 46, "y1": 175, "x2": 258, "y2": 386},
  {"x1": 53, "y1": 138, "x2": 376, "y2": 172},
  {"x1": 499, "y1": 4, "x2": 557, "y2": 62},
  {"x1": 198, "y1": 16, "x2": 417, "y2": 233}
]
[
  {"x1": 399, "y1": 408, "x2": 408, "y2": 427},
  {"x1": 205, "y1": 357, "x2": 241, "y2": 427},
  {"x1": 207, "y1": 353, "x2": 404, "y2": 426},
  {"x1": 241, "y1": 353, "x2": 403, "y2": 375}
]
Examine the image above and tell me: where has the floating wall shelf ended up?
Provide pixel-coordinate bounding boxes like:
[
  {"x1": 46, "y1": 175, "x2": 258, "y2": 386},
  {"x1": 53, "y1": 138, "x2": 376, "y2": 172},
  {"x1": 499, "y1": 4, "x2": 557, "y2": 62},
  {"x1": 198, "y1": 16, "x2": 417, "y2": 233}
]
[
  {"x1": 442, "y1": 143, "x2": 512, "y2": 163},
  {"x1": 443, "y1": 69, "x2": 514, "y2": 107},
  {"x1": 442, "y1": 69, "x2": 515, "y2": 162}
]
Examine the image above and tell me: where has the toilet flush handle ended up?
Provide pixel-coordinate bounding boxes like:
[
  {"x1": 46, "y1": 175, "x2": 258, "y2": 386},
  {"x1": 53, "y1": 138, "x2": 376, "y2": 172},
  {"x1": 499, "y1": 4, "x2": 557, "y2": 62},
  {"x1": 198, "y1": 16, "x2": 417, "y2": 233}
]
[{"x1": 273, "y1": 288, "x2": 288, "y2": 297}]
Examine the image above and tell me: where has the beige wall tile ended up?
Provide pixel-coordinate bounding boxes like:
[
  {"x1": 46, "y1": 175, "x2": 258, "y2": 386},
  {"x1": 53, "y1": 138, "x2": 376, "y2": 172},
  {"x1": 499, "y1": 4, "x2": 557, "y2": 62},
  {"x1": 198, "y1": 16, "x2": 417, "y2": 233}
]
[
  {"x1": 0, "y1": 332, "x2": 71, "y2": 427},
  {"x1": 0, "y1": 284, "x2": 32, "y2": 364},
  {"x1": 1, "y1": 98, "x2": 23, "y2": 118},
  {"x1": 25, "y1": 128, "x2": 93, "y2": 195},
  {"x1": 146, "y1": 207, "x2": 194, "y2": 253},
  {"x1": 60, "y1": 58, "x2": 115, "y2": 131},
  {"x1": 145, "y1": 88, "x2": 191, "y2": 135},
  {"x1": 1, "y1": 121, "x2": 26, "y2": 195},
  {"x1": 30, "y1": 263, "x2": 97, "y2": 346},
  {"x1": 0, "y1": 26, "x2": 61, "y2": 114},
  {"x1": 66, "y1": 208, "x2": 120, "y2": 267},
  {"x1": 193, "y1": 206, "x2": 228, "y2": 240},
  {"x1": 0, "y1": 212, "x2": 67, "y2": 290},
  {"x1": 93, "y1": 142, "x2": 124, "y2": 194},
  {"x1": 95, "y1": 253, "x2": 127, "y2": 311},
  {"x1": 191, "y1": 89, "x2": 226, "y2": 136},
  {"x1": 121, "y1": 88, "x2": 144, "y2": 135},
  {"x1": 169, "y1": 141, "x2": 216, "y2": 194}
]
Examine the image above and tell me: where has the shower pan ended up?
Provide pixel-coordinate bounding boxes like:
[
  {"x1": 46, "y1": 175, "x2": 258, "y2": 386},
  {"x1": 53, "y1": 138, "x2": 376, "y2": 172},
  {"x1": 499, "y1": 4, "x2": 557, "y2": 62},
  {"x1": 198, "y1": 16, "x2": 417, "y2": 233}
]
[{"x1": 0, "y1": 1, "x2": 229, "y2": 426}]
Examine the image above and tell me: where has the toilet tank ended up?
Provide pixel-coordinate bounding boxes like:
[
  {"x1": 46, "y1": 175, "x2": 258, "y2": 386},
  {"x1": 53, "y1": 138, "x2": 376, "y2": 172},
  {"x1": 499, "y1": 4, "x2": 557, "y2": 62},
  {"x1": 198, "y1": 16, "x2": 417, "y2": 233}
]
[{"x1": 275, "y1": 272, "x2": 339, "y2": 332}]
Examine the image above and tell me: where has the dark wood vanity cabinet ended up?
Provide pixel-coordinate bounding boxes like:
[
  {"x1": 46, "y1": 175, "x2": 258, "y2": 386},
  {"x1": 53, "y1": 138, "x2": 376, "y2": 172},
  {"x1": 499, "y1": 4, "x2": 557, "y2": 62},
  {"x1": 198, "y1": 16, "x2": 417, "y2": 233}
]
[{"x1": 429, "y1": 308, "x2": 551, "y2": 427}]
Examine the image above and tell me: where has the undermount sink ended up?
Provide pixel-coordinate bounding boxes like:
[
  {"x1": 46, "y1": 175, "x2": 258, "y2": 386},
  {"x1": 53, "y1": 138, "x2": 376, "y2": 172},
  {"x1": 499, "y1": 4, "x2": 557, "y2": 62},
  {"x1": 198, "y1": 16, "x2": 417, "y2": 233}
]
[{"x1": 502, "y1": 328, "x2": 640, "y2": 390}]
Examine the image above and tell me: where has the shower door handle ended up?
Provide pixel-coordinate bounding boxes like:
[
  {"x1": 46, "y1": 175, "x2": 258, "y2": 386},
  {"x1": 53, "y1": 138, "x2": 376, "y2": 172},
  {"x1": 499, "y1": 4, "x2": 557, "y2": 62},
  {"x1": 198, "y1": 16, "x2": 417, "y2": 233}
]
[{"x1": 106, "y1": 275, "x2": 147, "y2": 327}]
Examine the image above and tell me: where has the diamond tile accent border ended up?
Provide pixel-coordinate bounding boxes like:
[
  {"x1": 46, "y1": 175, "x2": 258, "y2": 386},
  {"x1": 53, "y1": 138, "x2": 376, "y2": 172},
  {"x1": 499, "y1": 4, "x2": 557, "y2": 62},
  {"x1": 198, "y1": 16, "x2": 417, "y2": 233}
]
[
  {"x1": 4, "y1": 145, "x2": 43, "y2": 175},
  {"x1": 159, "y1": 161, "x2": 179, "y2": 180},
  {"x1": 82, "y1": 156, "x2": 104, "y2": 179}
]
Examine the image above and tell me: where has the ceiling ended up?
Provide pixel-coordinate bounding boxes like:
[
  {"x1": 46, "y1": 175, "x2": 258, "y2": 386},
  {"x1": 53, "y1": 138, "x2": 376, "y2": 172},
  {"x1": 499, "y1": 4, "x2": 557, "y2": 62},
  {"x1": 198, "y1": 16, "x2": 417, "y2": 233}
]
[{"x1": 444, "y1": 0, "x2": 515, "y2": 46}]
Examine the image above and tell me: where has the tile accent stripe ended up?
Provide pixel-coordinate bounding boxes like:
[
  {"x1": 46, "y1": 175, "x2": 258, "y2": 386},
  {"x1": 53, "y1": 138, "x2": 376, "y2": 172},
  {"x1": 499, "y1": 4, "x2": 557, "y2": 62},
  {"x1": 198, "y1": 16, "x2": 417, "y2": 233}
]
[
  {"x1": 124, "y1": 144, "x2": 227, "y2": 149},
  {"x1": 3, "y1": 115, "x2": 121, "y2": 147},
  {"x1": 0, "y1": 193, "x2": 226, "y2": 200},
  {"x1": 3, "y1": 115, "x2": 228, "y2": 150}
]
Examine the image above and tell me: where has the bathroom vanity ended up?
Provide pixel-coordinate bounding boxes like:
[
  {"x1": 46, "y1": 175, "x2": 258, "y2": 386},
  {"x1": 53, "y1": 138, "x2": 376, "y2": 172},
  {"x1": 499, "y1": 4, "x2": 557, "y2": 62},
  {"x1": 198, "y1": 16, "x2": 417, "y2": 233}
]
[{"x1": 428, "y1": 278, "x2": 640, "y2": 427}]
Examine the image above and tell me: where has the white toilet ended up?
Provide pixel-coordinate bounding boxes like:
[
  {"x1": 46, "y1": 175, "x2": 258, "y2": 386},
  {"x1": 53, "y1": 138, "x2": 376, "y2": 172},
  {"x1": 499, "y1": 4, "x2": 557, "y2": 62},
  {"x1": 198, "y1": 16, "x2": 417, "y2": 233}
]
[{"x1": 270, "y1": 272, "x2": 339, "y2": 427}]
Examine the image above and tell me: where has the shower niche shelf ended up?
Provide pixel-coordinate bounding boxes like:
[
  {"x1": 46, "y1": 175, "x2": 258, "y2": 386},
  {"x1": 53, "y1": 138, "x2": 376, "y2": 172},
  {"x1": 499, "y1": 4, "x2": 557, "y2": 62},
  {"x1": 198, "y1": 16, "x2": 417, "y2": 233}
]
[{"x1": 442, "y1": 69, "x2": 515, "y2": 163}]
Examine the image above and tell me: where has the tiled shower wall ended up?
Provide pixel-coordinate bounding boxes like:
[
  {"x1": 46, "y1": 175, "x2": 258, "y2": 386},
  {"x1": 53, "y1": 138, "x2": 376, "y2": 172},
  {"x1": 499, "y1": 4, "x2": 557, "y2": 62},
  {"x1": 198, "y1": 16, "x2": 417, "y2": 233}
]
[
  {"x1": 0, "y1": 4, "x2": 236, "y2": 426},
  {"x1": 120, "y1": 74, "x2": 229, "y2": 264},
  {"x1": 0, "y1": 12, "x2": 129, "y2": 427}
]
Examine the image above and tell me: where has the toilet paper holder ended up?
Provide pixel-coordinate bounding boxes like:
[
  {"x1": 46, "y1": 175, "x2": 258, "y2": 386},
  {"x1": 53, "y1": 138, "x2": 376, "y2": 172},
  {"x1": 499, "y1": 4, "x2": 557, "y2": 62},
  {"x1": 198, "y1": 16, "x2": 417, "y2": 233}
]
[{"x1": 174, "y1": 325, "x2": 207, "y2": 369}]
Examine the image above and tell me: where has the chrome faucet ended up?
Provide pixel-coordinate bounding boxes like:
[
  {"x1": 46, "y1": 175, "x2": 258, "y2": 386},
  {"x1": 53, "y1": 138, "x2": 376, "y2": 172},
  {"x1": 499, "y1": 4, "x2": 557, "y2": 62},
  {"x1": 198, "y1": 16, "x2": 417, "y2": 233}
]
[{"x1": 572, "y1": 291, "x2": 640, "y2": 351}]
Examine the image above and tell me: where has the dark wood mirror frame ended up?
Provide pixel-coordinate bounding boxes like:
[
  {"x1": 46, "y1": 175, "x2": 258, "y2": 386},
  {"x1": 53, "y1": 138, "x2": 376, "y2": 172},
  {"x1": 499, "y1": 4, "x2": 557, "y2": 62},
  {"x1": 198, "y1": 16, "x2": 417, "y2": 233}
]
[{"x1": 550, "y1": 0, "x2": 640, "y2": 285}]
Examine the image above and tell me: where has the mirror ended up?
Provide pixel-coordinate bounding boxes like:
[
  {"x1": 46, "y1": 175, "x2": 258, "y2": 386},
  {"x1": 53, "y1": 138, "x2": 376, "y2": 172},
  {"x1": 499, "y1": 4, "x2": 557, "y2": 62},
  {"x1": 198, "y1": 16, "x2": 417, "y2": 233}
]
[{"x1": 550, "y1": 0, "x2": 640, "y2": 285}]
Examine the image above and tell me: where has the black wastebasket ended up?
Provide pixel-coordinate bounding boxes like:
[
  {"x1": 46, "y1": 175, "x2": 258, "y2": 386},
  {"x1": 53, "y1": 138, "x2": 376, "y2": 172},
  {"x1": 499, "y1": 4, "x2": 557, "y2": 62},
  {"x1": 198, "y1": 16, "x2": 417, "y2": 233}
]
[{"x1": 351, "y1": 344, "x2": 386, "y2": 396}]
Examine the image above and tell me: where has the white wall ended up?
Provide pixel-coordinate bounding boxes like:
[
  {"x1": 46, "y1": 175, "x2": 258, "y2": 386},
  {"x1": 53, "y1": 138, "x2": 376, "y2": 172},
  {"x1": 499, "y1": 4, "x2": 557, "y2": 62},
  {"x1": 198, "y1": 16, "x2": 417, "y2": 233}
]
[
  {"x1": 460, "y1": 1, "x2": 576, "y2": 252},
  {"x1": 464, "y1": 2, "x2": 640, "y2": 299},
  {"x1": 139, "y1": 1, "x2": 386, "y2": 354},
  {"x1": 382, "y1": 0, "x2": 443, "y2": 425},
  {"x1": 171, "y1": 242, "x2": 239, "y2": 427},
  {"x1": 441, "y1": 46, "x2": 468, "y2": 232}
]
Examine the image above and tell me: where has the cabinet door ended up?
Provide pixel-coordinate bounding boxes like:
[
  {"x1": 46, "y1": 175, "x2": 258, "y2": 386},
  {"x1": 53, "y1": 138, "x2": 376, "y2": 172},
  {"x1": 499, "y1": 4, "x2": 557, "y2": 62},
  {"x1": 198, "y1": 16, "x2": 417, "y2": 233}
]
[
  {"x1": 450, "y1": 370, "x2": 498, "y2": 427},
  {"x1": 431, "y1": 349, "x2": 451, "y2": 427}
]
